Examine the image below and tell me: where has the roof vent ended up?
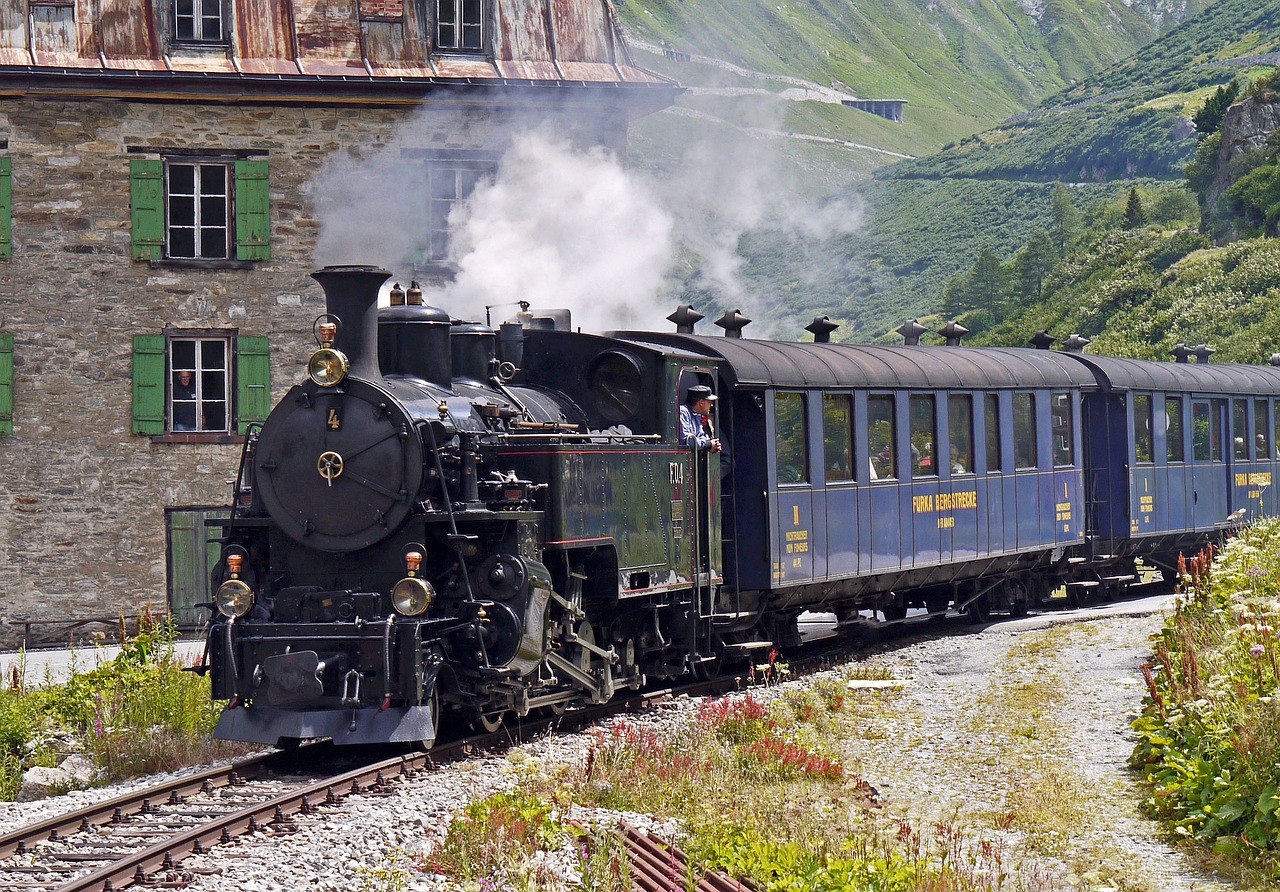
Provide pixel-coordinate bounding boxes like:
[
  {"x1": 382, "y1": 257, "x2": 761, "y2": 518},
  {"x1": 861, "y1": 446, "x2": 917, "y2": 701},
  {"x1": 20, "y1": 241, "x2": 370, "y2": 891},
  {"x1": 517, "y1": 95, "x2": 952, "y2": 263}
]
[
  {"x1": 715, "y1": 309, "x2": 751, "y2": 338},
  {"x1": 1029, "y1": 330, "x2": 1055, "y2": 350},
  {"x1": 938, "y1": 320, "x2": 969, "y2": 347},
  {"x1": 1172, "y1": 343, "x2": 1192, "y2": 363},
  {"x1": 805, "y1": 315, "x2": 840, "y2": 343},
  {"x1": 1193, "y1": 343, "x2": 1215, "y2": 363},
  {"x1": 897, "y1": 319, "x2": 927, "y2": 346},
  {"x1": 667, "y1": 304, "x2": 704, "y2": 334},
  {"x1": 1063, "y1": 333, "x2": 1091, "y2": 353}
]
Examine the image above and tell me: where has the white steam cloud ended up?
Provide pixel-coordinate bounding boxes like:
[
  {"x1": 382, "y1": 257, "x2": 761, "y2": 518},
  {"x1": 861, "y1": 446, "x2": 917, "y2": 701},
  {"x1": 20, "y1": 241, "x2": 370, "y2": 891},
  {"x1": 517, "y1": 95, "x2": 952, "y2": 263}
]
[
  {"x1": 309, "y1": 100, "x2": 866, "y2": 336},
  {"x1": 436, "y1": 131, "x2": 674, "y2": 333}
]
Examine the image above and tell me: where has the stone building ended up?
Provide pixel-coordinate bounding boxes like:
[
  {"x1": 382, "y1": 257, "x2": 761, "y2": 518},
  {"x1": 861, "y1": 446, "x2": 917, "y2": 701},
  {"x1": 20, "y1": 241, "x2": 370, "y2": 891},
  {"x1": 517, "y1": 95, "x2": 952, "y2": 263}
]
[{"x1": 0, "y1": 0, "x2": 676, "y2": 645}]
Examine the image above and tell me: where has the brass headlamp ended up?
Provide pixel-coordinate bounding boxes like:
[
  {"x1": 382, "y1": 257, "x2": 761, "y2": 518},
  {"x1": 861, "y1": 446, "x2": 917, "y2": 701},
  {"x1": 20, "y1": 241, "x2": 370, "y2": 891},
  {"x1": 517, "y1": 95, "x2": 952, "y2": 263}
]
[
  {"x1": 215, "y1": 553, "x2": 255, "y2": 618},
  {"x1": 392, "y1": 549, "x2": 435, "y2": 617},
  {"x1": 308, "y1": 318, "x2": 349, "y2": 387}
]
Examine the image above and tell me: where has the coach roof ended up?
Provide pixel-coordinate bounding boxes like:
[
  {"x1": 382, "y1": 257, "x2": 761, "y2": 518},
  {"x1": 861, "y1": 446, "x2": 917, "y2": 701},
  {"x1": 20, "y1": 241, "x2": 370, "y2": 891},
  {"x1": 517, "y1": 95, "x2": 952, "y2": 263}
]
[
  {"x1": 1063, "y1": 354, "x2": 1280, "y2": 395},
  {"x1": 611, "y1": 333, "x2": 1098, "y2": 390}
]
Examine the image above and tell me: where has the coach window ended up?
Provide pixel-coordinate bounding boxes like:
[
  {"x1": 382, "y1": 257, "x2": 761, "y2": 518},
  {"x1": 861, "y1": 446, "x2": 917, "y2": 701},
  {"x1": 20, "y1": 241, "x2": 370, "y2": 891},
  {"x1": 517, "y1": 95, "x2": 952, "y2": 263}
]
[
  {"x1": 1051, "y1": 392, "x2": 1074, "y2": 466},
  {"x1": 948, "y1": 394, "x2": 974, "y2": 474},
  {"x1": 985, "y1": 394, "x2": 1002, "y2": 473},
  {"x1": 775, "y1": 392, "x2": 808, "y2": 485},
  {"x1": 437, "y1": 0, "x2": 486, "y2": 52},
  {"x1": 822, "y1": 394, "x2": 853, "y2": 482},
  {"x1": 1256, "y1": 399, "x2": 1271, "y2": 461},
  {"x1": 910, "y1": 394, "x2": 937, "y2": 477},
  {"x1": 1193, "y1": 399, "x2": 1221, "y2": 462},
  {"x1": 1013, "y1": 393, "x2": 1038, "y2": 469},
  {"x1": 1233, "y1": 399, "x2": 1249, "y2": 461},
  {"x1": 868, "y1": 394, "x2": 896, "y2": 480},
  {"x1": 1166, "y1": 397, "x2": 1185, "y2": 462},
  {"x1": 1134, "y1": 394, "x2": 1153, "y2": 463}
]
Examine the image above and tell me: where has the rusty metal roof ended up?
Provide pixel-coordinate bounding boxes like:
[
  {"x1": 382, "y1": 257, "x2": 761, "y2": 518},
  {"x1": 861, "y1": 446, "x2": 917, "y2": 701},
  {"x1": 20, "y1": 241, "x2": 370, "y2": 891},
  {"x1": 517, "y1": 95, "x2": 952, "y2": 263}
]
[
  {"x1": 0, "y1": 1, "x2": 676, "y2": 103},
  {"x1": 613, "y1": 333, "x2": 1099, "y2": 391}
]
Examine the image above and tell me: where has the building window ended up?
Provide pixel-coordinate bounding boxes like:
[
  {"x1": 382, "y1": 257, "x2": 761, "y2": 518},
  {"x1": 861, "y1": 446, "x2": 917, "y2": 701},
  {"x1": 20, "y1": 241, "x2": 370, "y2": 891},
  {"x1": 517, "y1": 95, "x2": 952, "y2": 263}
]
[
  {"x1": 427, "y1": 159, "x2": 495, "y2": 262},
  {"x1": 167, "y1": 162, "x2": 229, "y2": 260},
  {"x1": 170, "y1": 337, "x2": 228, "y2": 432},
  {"x1": 132, "y1": 333, "x2": 270, "y2": 438},
  {"x1": 437, "y1": 0, "x2": 485, "y2": 51},
  {"x1": 175, "y1": 0, "x2": 224, "y2": 42},
  {"x1": 131, "y1": 157, "x2": 270, "y2": 263}
]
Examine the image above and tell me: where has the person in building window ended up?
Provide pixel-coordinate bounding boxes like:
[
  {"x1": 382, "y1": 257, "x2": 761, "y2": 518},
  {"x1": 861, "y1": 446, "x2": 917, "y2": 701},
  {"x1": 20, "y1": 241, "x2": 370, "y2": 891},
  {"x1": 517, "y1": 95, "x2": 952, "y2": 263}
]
[
  {"x1": 680, "y1": 385, "x2": 722, "y2": 453},
  {"x1": 172, "y1": 369, "x2": 198, "y2": 431}
]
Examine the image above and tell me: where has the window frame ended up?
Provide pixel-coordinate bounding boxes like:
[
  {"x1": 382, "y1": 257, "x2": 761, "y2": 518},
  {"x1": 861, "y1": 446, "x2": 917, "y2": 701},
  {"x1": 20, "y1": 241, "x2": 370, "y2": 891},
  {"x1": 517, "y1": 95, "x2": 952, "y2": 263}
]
[
  {"x1": 867, "y1": 393, "x2": 897, "y2": 481},
  {"x1": 1013, "y1": 392, "x2": 1038, "y2": 470},
  {"x1": 822, "y1": 393, "x2": 854, "y2": 483},
  {"x1": 165, "y1": 160, "x2": 231, "y2": 261},
  {"x1": 1166, "y1": 397, "x2": 1185, "y2": 463},
  {"x1": 424, "y1": 155, "x2": 498, "y2": 266},
  {"x1": 774, "y1": 390, "x2": 809, "y2": 486},
  {"x1": 436, "y1": 0, "x2": 487, "y2": 53},
  {"x1": 167, "y1": 334, "x2": 231, "y2": 436},
  {"x1": 947, "y1": 393, "x2": 974, "y2": 476},
  {"x1": 1134, "y1": 393, "x2": 1154, "y2": 464},
  {"x1": 173, "y1": 0, "x2": 226, "y2": 44},
  {"x1": 909, "y1": 393, "x2": 937, "y2": 478}
]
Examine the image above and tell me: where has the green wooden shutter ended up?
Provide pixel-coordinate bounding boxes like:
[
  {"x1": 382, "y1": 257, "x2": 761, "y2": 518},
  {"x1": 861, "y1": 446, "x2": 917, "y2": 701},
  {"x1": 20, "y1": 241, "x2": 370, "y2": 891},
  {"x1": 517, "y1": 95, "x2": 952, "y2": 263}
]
[
  {"x1": 0, "y1": 157, "x2": 11, "y2": 260},
  {"x1": 0, "y1": 333, "x2": 13, "y2": 435},
  {"x1": 236, "y1": 336, "x2": 270, "y2": 434},
  {"x1": 130, "y1": 159, "x2": 164, "y2": 261},
  {"x1": 132, "y1": 334, "x2": 166, "y2": 434},
  {"x1": 234, "y1": 160, "x2": 270, "y2": 261}
]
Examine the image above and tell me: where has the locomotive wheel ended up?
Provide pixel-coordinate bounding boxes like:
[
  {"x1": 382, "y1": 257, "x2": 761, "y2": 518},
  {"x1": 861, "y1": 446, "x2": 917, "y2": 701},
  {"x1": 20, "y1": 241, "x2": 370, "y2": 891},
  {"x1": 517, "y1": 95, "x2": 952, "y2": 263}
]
[
  {"x1": 573, "y1": 621, "x2": 598, "y2": 675},
  {"x1": 472, "y1": 711, "x2": 506, "y2": 733}
]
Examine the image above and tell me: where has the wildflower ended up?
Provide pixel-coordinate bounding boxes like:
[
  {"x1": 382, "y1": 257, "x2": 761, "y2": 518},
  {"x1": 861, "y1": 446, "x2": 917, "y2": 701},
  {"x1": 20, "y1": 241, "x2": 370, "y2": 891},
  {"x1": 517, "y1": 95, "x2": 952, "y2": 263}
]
[{"x1": 1251, "y1": 644, "x2": 1266, "y2": 657}]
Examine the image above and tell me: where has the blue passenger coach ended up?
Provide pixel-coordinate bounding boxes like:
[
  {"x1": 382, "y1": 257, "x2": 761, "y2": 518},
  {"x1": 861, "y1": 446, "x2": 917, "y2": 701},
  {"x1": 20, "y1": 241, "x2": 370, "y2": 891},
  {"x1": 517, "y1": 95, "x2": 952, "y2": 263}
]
[
  {"x1": 618, "y1": 334, "x2": 1097, "y2": 628},
  {"x1": 1066, "y1": 354, "x2": 1280, "y2": 580}
]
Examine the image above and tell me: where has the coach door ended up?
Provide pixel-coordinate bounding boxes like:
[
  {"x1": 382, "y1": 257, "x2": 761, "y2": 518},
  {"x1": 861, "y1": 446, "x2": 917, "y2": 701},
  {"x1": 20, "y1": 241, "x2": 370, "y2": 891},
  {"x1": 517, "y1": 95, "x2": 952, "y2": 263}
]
[{"x1": 1191, "y1": 398, "x2": 1229, "y2": 529}]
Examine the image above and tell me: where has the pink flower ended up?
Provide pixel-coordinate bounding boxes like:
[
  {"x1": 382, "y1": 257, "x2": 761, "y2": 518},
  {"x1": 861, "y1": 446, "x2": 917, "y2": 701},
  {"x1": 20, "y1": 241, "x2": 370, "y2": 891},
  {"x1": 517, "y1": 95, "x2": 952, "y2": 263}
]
[{"x1": 1250, "y1": 644, "x2": 1266, "y2": 657}]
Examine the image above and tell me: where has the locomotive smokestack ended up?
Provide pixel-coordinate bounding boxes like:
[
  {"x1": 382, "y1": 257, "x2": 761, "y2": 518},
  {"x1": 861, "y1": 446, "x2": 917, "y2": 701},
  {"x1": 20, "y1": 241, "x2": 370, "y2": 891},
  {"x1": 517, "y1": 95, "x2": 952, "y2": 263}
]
[{"x1": 311, "y1": 265, "x2": 392, "y2": 382}]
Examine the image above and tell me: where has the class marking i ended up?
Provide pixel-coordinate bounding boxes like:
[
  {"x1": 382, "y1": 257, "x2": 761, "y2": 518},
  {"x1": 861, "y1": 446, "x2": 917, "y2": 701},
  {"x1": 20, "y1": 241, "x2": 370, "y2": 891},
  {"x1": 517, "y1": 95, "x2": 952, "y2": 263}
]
[{"x1": 793, "y1": 505, "x2": 800, "y2": 526}]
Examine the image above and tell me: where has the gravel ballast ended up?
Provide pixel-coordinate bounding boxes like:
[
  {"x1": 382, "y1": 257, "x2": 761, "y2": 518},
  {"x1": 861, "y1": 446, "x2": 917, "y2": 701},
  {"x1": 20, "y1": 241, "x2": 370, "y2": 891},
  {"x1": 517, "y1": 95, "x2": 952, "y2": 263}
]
[{"x1": 0, "y1": 596, "x2": 1239, "y2": 890}]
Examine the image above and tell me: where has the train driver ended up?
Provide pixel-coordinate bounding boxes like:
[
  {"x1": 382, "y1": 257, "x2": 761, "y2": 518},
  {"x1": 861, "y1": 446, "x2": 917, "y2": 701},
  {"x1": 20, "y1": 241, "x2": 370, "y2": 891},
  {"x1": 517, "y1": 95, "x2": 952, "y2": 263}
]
[{"x1": 680, "y1": 385, "x2": 723, "y2": 453}]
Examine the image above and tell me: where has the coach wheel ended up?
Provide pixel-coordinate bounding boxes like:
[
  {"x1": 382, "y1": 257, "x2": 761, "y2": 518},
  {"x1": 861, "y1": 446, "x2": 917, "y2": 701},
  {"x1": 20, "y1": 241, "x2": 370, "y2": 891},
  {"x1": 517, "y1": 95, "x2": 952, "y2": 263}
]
[
  {"x1": 1007, "y1": 580, "x2": 1029, "y2": 617},
  {"x1": 881, "y1": 600, "x2": 908, "y2": 622},
  {"x1": 967, "y1": 594, "x2": 991, "y2": 624}
]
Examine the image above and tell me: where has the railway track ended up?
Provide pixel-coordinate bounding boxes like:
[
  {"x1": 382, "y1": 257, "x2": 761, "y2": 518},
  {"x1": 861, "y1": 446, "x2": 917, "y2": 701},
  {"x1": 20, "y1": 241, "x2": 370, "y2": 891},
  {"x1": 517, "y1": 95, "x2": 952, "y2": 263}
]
[
  {"x1": 0, "y1": 674, "x2": 741, "y2": 892},
  {"x1": 0, "y1": 585, "x2": 1170, "y2": 892}
]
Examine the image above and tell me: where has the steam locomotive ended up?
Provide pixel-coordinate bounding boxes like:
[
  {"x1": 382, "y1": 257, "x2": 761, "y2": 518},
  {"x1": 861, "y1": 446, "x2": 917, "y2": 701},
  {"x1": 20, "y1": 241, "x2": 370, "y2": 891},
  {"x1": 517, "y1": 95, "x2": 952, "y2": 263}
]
[{"x1": 204, "y1": 264, "x2": 1280, "y2": 748}]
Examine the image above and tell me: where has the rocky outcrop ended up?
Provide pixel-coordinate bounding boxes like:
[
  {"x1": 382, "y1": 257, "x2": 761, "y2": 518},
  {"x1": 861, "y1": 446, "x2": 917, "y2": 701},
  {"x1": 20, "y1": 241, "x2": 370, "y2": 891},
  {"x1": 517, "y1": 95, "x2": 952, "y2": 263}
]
[
  {"x1": 1208, "y1": 95, "x2": 1280, "y2": 212},
  {"x1": 16, "y1": 755, "x2": 101, "y2": 802}
]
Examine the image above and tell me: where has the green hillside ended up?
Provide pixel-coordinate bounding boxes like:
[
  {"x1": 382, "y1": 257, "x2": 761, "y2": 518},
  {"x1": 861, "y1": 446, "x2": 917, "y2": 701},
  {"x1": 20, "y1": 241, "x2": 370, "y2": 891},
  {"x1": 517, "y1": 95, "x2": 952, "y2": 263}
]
[{"x1": 614, "y1": 0, "x2": 1280, "y2": 340}]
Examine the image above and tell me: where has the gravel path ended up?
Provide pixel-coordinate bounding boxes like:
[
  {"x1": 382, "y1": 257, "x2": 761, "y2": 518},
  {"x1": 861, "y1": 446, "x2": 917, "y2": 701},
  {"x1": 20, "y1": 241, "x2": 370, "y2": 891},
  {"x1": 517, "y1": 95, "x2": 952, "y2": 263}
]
[{"x1": 0, "y1": 596, "x2": 1241, "y2": 890}]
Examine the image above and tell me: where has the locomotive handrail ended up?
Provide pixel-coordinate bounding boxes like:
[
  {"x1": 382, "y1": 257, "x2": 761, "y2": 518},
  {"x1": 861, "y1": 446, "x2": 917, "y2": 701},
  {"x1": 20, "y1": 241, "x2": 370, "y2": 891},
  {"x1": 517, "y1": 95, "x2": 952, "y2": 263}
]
[{"x1": 497, "y1": 432, "x2": 664, "y2": 441}]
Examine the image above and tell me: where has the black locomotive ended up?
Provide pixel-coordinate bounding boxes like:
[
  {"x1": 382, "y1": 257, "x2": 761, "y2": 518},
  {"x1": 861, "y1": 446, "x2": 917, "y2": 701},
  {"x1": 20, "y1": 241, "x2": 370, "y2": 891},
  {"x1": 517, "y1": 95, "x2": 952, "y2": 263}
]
[{"x1": 205, "y1": 264, "x2": 1280, "y2": 747}]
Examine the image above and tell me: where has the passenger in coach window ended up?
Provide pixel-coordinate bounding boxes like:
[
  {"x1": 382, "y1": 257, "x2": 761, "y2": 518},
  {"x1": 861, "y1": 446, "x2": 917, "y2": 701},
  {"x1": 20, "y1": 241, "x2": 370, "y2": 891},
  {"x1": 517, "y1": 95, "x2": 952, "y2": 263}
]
[{"x1": 680, "y1": 385, "x2": 722, "y2": 453}]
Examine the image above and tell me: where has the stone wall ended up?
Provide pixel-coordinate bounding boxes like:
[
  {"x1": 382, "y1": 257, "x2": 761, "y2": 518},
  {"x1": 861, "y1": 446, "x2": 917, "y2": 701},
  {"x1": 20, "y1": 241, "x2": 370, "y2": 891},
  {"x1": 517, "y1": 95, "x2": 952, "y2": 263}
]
[{"x1": 0, "y1": 95, "x2": 626, "y2": 646}]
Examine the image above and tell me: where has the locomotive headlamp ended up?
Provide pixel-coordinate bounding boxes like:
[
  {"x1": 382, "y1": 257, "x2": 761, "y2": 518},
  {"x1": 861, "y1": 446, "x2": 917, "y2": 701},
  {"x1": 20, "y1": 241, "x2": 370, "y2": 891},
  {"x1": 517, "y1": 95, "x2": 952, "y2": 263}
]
[
  {"x1": 215, "y1": 554, "x2": 255, "y2": 618},
  {"x1": 308, "y1": 347, "x2": 349, "y2": 387},
  {"x1": 392, "y1": 550, "x2": 434, "y2": 616},
  {"x1": 308, "y1": 317, "x2": 348, "y2": 387}
]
